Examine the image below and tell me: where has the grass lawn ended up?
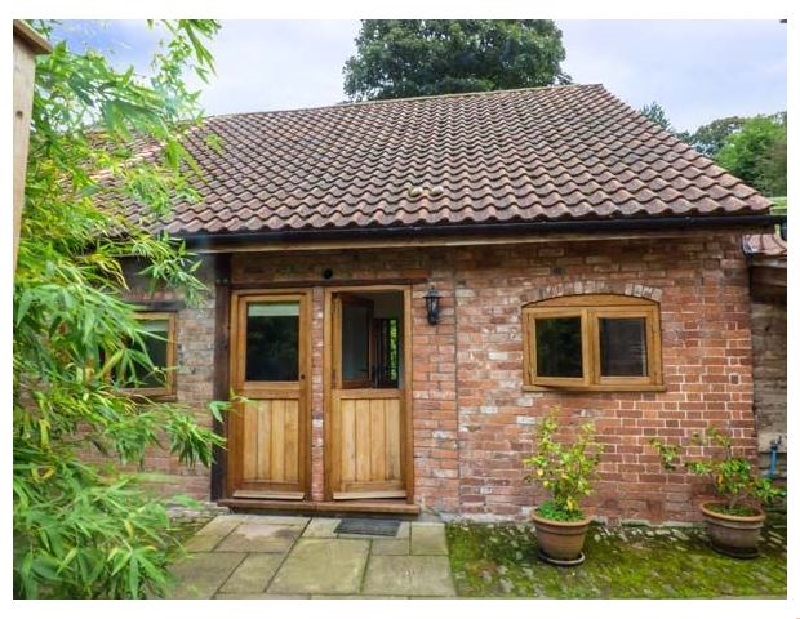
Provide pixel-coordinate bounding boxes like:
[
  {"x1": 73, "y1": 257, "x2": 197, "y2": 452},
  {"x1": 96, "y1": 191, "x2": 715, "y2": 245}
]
[{"x1": 446, "y1": 512, "x2": 786, "y2": 599}]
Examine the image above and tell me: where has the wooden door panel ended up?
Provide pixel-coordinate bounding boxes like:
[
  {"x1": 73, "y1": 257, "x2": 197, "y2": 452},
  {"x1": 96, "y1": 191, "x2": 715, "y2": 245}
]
[
  {"x1": 339, "y1": 397, "x2": 356, "y2": 483},
  {"x1": 370, "y1": 399, "x2": 386, "y2": 481},
  {"x1": 385, "y1": 399, "x2": 401, "y2": 481},
  {"x1": 355, "y1": 399, "x2": 371, "y2": 481},
  {"x1": 333, "y1": 394, "x2": 404, "y2": 498},
  {"x1": 327, "y1": 288, "x2": 409, "y2": 502},
  {"x1": 228, "y1": 292, "x2": 309, "y2": 500},
  {"x1": 236, "y1": 398, "x2": 301, "y2": 487}
]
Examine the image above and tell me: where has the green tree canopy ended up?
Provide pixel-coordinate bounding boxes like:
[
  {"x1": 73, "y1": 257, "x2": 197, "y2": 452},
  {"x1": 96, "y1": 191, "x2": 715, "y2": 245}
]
[
  {"x1": 716, "y1": 113, "x2": 787, "y2": 196},
  {"x1": 14, "y1": 19, "x2": 225, "y2": 599},
  {"x1": 679, "y1": 115, "x2": 747, "y2": 158},
  {"x1": 648, "y1": 103, "x2": 787, "y2": 196},
  {"x1": 639, "y1": 101, "x2": 672, "y2": 131},
  {"x1": 343, "y1": 19, "x2": 571, "y2": 102}
]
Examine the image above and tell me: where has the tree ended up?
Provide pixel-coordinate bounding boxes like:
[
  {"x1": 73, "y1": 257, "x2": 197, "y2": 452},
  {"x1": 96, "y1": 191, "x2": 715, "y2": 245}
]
[
  {"x1": 14, "y1": 20, "x2": 225, "y2": 599},
  {"x1": 679, "y1": 115, "x2": 747, "y2": 158},
  {"x1": 639, "y1": 101, "x2": 672, "y2": 131},
  {"x1": 716, "y1": 113, "x2": 787, "y2": 196},
  {"x1": 343, "y1": 19, "x2": 571, "y2": 102}
]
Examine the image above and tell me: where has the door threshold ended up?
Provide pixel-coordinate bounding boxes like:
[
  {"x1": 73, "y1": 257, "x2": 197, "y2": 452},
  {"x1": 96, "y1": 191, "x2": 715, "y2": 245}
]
[{"x1": 218, "y1": 498, "x2": 420, "y2": 516}]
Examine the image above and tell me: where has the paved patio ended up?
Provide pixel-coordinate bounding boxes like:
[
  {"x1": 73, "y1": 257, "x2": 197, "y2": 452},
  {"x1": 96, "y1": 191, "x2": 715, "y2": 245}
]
[{"x1": 168, "y1": 515, "x2": 456, "y2": 599}]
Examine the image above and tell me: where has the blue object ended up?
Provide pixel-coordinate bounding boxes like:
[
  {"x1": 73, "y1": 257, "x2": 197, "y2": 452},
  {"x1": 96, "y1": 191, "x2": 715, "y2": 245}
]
[{"x1": 768, "y1": 436, "x2": 782, "y2": 478}]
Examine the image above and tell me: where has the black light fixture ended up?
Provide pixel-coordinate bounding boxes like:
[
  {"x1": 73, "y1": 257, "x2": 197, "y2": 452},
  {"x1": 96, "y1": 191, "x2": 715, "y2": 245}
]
[{"x1": 424, "y1": 285, "x2": 441, "y2": 325}]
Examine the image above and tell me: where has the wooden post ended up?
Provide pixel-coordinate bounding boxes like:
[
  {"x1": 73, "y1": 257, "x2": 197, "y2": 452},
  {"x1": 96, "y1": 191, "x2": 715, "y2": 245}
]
[
  {"x1": 211, "y1": 254, "x2": 232, "y2": 500},
  {"x1": 13, "y1": 20, "x2": 51, "y2": 270}
]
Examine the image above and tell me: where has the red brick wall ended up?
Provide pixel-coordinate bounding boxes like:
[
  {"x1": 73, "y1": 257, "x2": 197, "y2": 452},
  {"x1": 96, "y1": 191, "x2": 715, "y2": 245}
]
[
  {"x1": 451, "y1": 235, "x2": 754, "y2": 525},
  {"x1": 125, "y1": 232, "x2": 756, "y2": 524}
]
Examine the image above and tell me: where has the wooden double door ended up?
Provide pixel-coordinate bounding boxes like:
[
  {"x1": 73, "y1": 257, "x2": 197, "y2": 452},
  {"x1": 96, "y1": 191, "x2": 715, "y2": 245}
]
[{"x1": 227, "y1": 287, "x2": 410, "y2": 503}]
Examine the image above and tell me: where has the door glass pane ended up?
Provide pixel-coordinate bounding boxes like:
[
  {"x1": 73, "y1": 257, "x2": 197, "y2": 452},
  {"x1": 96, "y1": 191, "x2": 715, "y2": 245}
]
[
  {"x1": 535, "y1": 316, "x2": 583, "y2": 378},
  {"x1": 374, "y1": 317, "x2": 399, "y2": 388},
  {"x1": 245, "y1": 302, "x2": 299, "y2": 381},
  {"x1": 342, "y1": 304, "x2": 370, "y2": 382},
  {"x1": 599, "y1": 317, "x2": 647, "y2": 377}
]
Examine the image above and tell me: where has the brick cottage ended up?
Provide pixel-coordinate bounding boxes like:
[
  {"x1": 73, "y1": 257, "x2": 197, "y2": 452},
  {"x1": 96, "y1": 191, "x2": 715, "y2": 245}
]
[{"x1": 119, "y1": 85, "x2": 777, "y2": 525}]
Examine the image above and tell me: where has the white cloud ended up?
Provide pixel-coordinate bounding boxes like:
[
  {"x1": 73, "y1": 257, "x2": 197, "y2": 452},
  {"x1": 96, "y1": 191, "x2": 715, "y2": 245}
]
[
  {"x1": 54, "y1": 19, "x2": 786, "y2": 131},
  {"x1": 188, "y1": 19, "x2": 361, "y2": 115},
  {"x1": 559, "y1": 19, "x2": 787, "y2": 131}
]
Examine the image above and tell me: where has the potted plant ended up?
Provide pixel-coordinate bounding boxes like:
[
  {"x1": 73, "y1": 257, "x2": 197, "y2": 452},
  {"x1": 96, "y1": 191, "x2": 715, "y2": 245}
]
[
  {"x1": 650, "y1": 427, "x2": 785, "y2": 558},
  {"x1": 523, "y1": 412, "x2": 602, "y2": 565}
]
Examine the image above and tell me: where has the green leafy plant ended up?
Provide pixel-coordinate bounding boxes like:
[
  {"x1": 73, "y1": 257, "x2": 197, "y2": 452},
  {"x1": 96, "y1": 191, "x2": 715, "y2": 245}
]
[
  {"x1": 14, "y1": 19, "x2": 225, "y2": 599},
  {"x1": 343, "y1": 20, "x2": 571, "y2": 102},
  {"x1": 523, "y1": 411, "x2": 602, "y2": 521},
  {"x1": 650, "y1": 427, "x2": 785, "y2": 517},
  {"x1": 716, "y1": 113, "x2": 787, "y2": 197}
]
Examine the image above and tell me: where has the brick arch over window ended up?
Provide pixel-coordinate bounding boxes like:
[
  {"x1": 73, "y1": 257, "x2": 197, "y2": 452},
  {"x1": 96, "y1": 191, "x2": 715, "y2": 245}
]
[{"x1": 520, "y1": 281, "x2": 664, "y2": 306}]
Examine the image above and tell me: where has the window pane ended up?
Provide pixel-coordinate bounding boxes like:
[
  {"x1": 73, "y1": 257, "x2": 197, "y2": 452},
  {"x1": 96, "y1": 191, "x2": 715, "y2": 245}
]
[
  {"x1": 132, "y1": 332, "x2": 168, "y2": 388},
  {"x1": 535, "y1": 317, "x2": 583, "y2": 378},
  {"x1": 342, "y1": 304, "x2": 370, "y2": 382},
  {"x1": 245, "y1": 302, "x2": 299, "y2": 381},
  {"x1": 599, "y1": 317, "x2": 647, "y2": 377},
  {"x1": 374, "y1": 317, "x2": 399, "y2": 388},
  {"x1": 119, "y1": 320, "x2": 169, "y2": 389}
]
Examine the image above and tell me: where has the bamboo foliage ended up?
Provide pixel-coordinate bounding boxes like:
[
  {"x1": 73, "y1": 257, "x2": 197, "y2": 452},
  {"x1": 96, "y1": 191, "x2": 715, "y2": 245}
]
[{"x1": 13, "y1": 20, "x2": 226, "y2": 599}]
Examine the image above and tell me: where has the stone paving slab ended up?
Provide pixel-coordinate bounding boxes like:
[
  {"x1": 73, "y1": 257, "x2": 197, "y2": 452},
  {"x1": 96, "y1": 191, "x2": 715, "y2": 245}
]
[
  {"x1": 171, "y1": 515, "x2": 455, "y2": 599},
  {"x1": 396, "y1": 522, "x2": 410, "y2": 539},
  {"x1": 196, "y1": 516, "x2": 244, "y2": 537},
  {"x1": 184, "y1": 534, "x2": 225, "y2": 553},
  {"x1": 363, "y1": 555, "x2": 455, "y2": 597},
  {"x1": 243, "y1": 515, "x2": 310, "y2": 526},
  {"x1": 303, "y1": 518, "x2": 341, "y2": 538},
  {"x1": 310, "y1": 595, "x2": 412, "y2": 599},
  {"x1": 216, "y1": 523, "x2": 303, "y2": 553},
  {"x1": 268, "y1": 538, "x2": 369, "y2": 595},
  {"x1": 215, "y1": 593, "x2": 310, "y2": 599},
  {"x1": 218, "y1": 553, "x2": 284, "y2": 594},
  {"x1": 371, "y1": 538, "x2": 410, "y2": 555},
  {"x1": 169, "y1": 552, "x2": 245, "y2": 599},
  {"x1": 411, "y1": 523, "x2": 448, "y2": 555},
  {"x1": 337, "y1": 533, "x2": 400, "y2": 540}
]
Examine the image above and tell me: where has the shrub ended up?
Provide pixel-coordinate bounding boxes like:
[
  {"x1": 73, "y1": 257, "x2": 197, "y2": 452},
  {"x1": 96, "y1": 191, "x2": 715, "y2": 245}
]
[
  {"x1": 523, "y1": 411, "x2": 602, "y2": 521},
  {"x1": 650, "y1": 427, "x2": 785, "y2": 516}
]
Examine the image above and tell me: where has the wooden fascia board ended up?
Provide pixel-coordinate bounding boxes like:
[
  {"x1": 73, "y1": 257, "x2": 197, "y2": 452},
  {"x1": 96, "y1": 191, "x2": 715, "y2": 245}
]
[
  {"x1": 187, "y1": 229, "x2": 723, "y2": 254},
  {"x1": 13, "y1": 20, "x2": 52, "y2": 54}
]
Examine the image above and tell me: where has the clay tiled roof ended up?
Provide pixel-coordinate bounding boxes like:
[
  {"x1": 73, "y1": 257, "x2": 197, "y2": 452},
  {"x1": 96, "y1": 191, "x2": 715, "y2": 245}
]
[
  {"x1": 124, "y1": 84, "x2": 772, "y2": 236},
  {"x1": 743, "y1": 230, "x2": 787, "y2": 257}
]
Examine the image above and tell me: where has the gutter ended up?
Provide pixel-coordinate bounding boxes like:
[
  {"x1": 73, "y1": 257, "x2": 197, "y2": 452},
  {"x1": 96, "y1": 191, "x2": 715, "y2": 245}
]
[{"x1": 175, "y1": 214, "x2": 784, "y2": 248}]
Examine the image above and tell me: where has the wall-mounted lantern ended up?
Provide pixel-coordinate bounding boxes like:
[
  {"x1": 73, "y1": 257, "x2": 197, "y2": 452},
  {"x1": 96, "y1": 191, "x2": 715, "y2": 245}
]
[{"x1": 424, "y1": 285, "x2": 441, "y2": 326}]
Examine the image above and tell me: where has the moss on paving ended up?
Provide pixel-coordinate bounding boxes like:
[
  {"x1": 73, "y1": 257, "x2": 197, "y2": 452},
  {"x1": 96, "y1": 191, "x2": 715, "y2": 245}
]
[{"x1": 446, "y1": 515, "x2": 786, "y2": 599}]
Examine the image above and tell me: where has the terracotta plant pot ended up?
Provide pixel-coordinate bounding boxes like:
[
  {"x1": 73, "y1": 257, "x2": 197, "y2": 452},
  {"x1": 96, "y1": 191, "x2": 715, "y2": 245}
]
[
  {"x1": 700, "y1": 501, "x2": 766, "y2": 559},
  {"x1": 531, "y1": 511, "x2": 591, "y2": 565}
]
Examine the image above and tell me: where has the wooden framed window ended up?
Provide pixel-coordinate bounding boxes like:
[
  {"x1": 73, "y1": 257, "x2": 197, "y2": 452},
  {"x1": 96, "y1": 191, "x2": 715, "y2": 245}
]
[
  {"x1": 523, "y1": 294, "x2": 663, "y2": 391},
  {"x1": 115, "y1": 312, "x2": 177, "y2": 398}
]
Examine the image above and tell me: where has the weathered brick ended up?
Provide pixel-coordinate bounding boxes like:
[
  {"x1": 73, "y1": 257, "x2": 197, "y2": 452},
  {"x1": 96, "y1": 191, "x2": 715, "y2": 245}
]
[{"x1": 109, "y1": 234, "x2": 758, "y2": 525}]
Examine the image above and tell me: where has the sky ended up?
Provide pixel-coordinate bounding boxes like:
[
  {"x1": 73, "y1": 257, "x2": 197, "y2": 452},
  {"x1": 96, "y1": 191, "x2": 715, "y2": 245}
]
[{"x1": 51, "y1": 19, "x2": 787, "y2": 134}]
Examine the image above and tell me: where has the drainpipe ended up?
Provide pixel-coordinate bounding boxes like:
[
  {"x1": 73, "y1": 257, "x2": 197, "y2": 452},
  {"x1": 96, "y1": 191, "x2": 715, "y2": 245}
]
[{"x1": 768, "y1": 436, "x2": 782, "y2": 479}]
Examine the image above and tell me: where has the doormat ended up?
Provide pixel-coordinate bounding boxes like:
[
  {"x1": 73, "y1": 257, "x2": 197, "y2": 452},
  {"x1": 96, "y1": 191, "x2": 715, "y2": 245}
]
[{"x1": 334, "y1": 518, "x2": 401, "y2": 537}]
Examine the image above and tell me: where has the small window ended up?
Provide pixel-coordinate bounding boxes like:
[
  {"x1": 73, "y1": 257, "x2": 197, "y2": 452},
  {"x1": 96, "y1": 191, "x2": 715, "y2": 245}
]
[
  {"x1": 523, "y1": 295, "x2": 662, "y2": 391},
  {"x1": 115, "y1": 312, "x2": 177, "y2": 397}
]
